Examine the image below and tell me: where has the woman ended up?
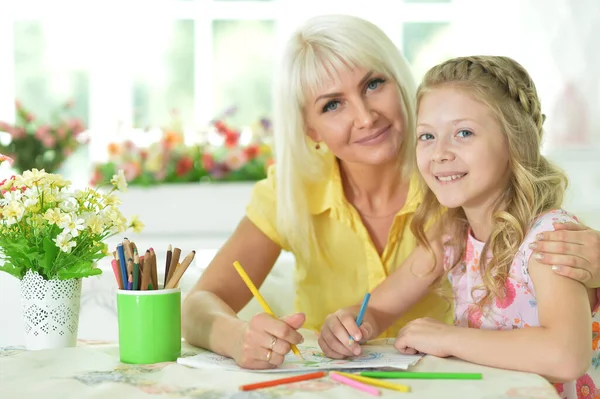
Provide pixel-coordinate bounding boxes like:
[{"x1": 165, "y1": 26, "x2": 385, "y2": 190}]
[{"x1": 182, "y1": 14, "x2": 600, "y2": 370}]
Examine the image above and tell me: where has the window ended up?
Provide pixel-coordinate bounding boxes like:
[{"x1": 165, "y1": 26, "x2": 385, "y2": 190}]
[{"x1": 1, "y1": 0, "x2": 456, "y2": 162}]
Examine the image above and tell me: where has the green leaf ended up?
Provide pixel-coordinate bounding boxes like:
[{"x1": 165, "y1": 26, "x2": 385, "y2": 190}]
[{"x1": 42, "y1": 236, "x2": 59, "y2": 277}]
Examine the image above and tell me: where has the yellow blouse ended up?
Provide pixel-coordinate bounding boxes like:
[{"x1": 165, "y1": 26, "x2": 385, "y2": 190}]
[{"x1": 246, "y1": 163, "x2": 452, "y2": 337}]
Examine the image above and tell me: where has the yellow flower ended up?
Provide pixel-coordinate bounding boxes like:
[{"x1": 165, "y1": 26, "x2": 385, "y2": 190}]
[
  {"x1": 43, "y1": 208, "x2": 63, "y2": 225},
  {"x1": 129, "y1": 215, "x2": 144, "y2": 233}
]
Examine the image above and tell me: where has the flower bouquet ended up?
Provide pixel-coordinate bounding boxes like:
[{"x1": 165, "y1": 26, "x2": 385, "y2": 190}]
[
  {"x1": 0, "y1": 166, "x2": 143, "y2": 349},
  {"x1": 0, "y1": 100, "x2": 88, "y2": 174}
]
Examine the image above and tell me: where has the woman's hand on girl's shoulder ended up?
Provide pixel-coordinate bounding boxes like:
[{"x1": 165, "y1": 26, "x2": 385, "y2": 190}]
[
  {"x1": 318, "y1": 308, "x2": 373, "y2": 359},
  {"x1": 533, "y1": 222, "x2": 600, "y2": 288}
]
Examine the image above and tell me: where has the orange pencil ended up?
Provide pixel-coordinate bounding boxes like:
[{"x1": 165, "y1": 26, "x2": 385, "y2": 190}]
[
  {"x1": 111, "y1": 259, "x2": 123, "y2": 289},
  {"x1": 240, "y1": 372, "x2": 326, "y2": 391}
]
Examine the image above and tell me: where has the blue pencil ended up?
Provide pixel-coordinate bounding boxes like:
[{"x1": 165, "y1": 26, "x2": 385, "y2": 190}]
[
  {"x1": 349, "y1": 292, "x2": 371, "y2": 345},
  {"x1": 117, "y1": 243, "x2": 128, "y2": 290}
]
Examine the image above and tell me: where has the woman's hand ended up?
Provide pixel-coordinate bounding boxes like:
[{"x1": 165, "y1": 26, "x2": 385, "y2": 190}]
[
  {"x1": 231, "y1": 312, "x2": 305, "y2": 369},
  {"x1": 394, "y1": 317, "x2": 454, "y2": 358},
  {"x1": 318, "y1": 308, "x2": 374, "y2": 359},
  {"x1": 533, "y1": 222, "x2": 600, "y2": 288}
]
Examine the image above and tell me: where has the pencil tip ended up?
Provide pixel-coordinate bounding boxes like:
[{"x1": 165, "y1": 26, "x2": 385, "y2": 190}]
[
  {"x1": 192, "y1": 250, "x2": 196, "y2": 253},
  {"x1": 168, "y1": 244, "x2": 172, "y2": 250}
]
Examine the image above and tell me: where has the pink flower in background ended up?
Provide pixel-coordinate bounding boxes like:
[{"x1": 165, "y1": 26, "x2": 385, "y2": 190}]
[
  {"x1": 35, "y1": 125, "x2": 51, "y2": 139},
  {"x1": 56, "y1": 126, "x2": 67, "y2": 139},
  {"x1": 121, "y1": 161, "x2": 141, "y2": 181},
  {"x1": 12, "y1": 127, "x2": 26, "y2": 139},
  {"x1": 41, "y1": 135, "x2": 56, "y2": 148},
  {"x1": 225, "y1": 149, "x2": 247, "y2": 170}
]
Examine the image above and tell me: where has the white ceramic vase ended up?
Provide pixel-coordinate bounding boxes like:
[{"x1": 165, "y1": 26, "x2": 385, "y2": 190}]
[{"x1": 20, "y1": 270, "x2": 82, "y2": 350}]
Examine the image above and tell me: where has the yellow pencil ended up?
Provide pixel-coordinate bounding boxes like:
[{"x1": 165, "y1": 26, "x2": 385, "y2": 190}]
[
  {"x1": 335, "y1": 371, "x2": 411, "y2": 393},
  {"x1": 232, "y1": 261, "x2": 304, "y2": 360}
]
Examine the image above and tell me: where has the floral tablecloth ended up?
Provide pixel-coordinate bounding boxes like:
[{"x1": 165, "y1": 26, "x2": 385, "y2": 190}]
[{"x1": 0, "y1": 337, "x2": 560, "y2": 399}]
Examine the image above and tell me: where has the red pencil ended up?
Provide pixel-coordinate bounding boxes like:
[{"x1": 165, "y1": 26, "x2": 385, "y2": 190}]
[{"x1": 240, "y1": 371, "x2": 326, "y2": 391}]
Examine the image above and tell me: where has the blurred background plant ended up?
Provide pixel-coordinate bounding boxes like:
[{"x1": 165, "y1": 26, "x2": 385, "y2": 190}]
[
  {"x1": 0, "y1": 100, "x2": 88, "y2": 174},
  {"x1": 90, "y1": 111, "x2": 273, "y2": 187}
]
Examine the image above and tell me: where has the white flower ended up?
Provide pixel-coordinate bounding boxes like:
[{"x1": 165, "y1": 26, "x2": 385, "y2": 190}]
[
  {"x1": 86, "y1": 214, "x2": 105, "y2": 235},
  {"x1": 53, "y1": 232, "x2": 76, "y2": 253},
  {"x1": 58, "y1": 214, "x2": 85, "y2": 237},
  {"x1": 43, "y1": 208, "x2": 63, "y2": 225},
  {"x1": 1, "y1": 190, "x2": 22, "y2": 205},
  {"x1": 110, "y1": 170, "x2": 128, "y2": 192},
  {"x1": 103, "y1": 193, "x2": 121, "y2": 206},
  {"x1": 59, "y1": 198, "x2": 77, "y2": 213},
  {"x1": 3, "y1": 201, "x2": 25, "y2": 225},
  {"x1": 22, "y1": 188, "x2": 39, "y2": 208},
  {"x1": 15, "y1": 168, "x2": 47, "y2": 187}
]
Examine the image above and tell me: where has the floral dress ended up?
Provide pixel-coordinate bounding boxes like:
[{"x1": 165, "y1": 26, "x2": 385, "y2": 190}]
[{"x1": 445, "y1": 209, "x2": 599, "y2": 399}]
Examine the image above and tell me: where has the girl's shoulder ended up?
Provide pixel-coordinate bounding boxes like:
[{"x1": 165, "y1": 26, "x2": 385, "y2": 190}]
[{"x1": 521, "y1": 209, "x2": 580, "y2": 250}]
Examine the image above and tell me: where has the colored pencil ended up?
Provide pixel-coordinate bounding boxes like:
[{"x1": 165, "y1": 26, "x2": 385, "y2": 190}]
[
  {"x1": 141, "y1": 250, "x2": 151, "y2": 291},
  {"x1": 149, "y1": 248, "x2": 158, "y2": 290},
  {"x1": 360, "y1": 371, "x2": 483, "y2": 380},
  {"x1": 166, "y1": 247, "x2": 181, "y2": 287},
  {"x1": 349, "y1": 292, "x2": 371, "y2": 345},
  {"x1": 133, "y1": 251, "x2": 140, "y2": 290},
  {"x1": 165, "y1": 250, "x2": 195, "y2": 289},
  {"x1": 116, "y1": 244, "x2": 127, "y2": 290},
  {"x1": 240, "y1": 371, "x2": 326, "y2": 391},
  {"x1": 164, "y1": 244, "x2": 172, "y2": 288},
  {"x1": 232, "y1": 261, "x2": 303, "y2": 359},
  {"x1": 334, "y1": 372, "x2": 411, "y2": 393},
  {"x1": 330, "y1": 372, "x2": 380, "y2": 396},
  {"x1": 111, "y1": 259, "x2": 123, "y2": 289}
]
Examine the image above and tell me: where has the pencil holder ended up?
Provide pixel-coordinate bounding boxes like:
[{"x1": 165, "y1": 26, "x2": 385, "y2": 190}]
[{"x1": 116, "y1": 288, "x2": 181, "y2": 364}]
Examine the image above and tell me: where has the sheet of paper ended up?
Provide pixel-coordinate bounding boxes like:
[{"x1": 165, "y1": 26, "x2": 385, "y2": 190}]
[{"x1": 177, "y1": 343, "x2": 423, "y2": 373}]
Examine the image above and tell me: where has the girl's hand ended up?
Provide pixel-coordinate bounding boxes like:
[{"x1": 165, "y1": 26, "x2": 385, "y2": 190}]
[
  {"x1": 318, "y1": 308, "x2": 374, "y2": 359},
  {"x1": 394, "y1": 317, "x2": 454, "y2": 358},
  {"x1": 533, "y1": 223, "x2": 600, "y2": 288},
  {"x1": 231, "y1": 312, "x2": 305, "y2": 369}
]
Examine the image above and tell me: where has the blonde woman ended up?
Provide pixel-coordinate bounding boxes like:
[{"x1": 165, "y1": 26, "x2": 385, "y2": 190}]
[
  {"x1": 320, "y1": 56, "x2": 598, "y2": 396},
  {"x1": 182, "y1": 15, "x2": 600, "y2": 370}
]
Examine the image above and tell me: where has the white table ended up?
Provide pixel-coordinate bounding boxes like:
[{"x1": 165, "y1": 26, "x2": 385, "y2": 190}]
[{"x1": 0, "y1": 338, "x2": 560, "y2": 399}]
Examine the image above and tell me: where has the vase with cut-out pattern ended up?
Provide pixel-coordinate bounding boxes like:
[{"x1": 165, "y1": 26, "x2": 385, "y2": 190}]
[{"x1": 20, "y1": 270, "x2": 82, "y2": 350}]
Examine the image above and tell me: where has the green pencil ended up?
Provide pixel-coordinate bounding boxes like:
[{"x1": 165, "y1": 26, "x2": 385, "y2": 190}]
[{"x1": 360, "y1": 371, "x2": 482, "y2": 380}]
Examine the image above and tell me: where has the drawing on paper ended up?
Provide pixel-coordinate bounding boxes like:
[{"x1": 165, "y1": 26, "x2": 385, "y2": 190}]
[{"x1": 177, "y1": 343, "x2": 422, "y2": 373}]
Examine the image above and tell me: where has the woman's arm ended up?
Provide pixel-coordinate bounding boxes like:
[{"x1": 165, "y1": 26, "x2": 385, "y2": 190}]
[
  {"x1": 182, "y1": 217, "x2": 304, "y2": 369},
  {"x1": 395, "y1": 254, "x2": 592, "y2": 382}
]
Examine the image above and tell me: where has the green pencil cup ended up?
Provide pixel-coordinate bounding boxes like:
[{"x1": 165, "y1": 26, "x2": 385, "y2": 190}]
[{"x1": 116, "y1": 288, "x2": 181, "y2": 364}]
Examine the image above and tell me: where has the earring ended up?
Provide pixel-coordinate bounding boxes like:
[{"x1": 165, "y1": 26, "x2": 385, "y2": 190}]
[{"x1": 315, "y1": 143, "x2": 321, "y2": 150}]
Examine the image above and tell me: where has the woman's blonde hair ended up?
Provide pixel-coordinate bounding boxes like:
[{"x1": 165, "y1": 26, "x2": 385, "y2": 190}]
[
  {"x1": 273, "y1": 14, "x2": 417, "y2": 260},
  {"x1": 411, "y1": 56, "x2": 568, "y2": 308}
]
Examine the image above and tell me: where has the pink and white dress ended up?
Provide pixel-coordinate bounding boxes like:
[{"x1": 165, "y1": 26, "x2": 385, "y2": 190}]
[{"x1": 445, "y1": 209, "x2": 599, "y2": 399}]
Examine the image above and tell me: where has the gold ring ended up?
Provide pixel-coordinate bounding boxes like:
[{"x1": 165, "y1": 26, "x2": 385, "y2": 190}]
[
  {"x1": 266, "y1": 349, "x2": 272, "y2": 362},
  {"x1": 270, "y1": 337, "x2": 277, "y2": 350}
]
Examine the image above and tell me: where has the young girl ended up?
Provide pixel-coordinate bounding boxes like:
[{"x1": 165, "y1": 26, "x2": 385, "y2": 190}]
[{"x1": 319, "y1": 56, "x2": 598, "y2": 397}]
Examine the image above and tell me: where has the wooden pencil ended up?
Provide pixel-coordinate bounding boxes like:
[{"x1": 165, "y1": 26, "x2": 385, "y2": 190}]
[
  {"x1": 141, "y1": 251, "x2": 151, "y2": 291},
  {"x1": 149, "y1": 248, "x2": 158, "y2": 290},
  {"x1": 163, "y1": 244, "x2": 172, "y2": 288},
  {"x1": 165, "y1": 250, "x2": 195, "y2": 289},
  {"x1": 165, "y1": 247, "x2": 181, "y2": 288}
]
